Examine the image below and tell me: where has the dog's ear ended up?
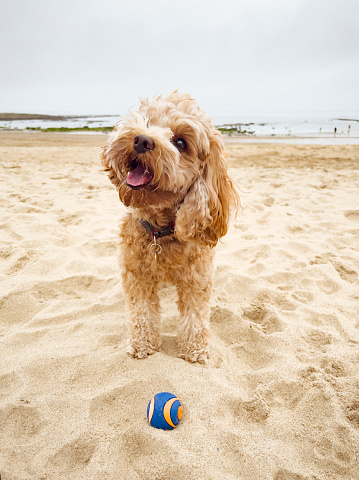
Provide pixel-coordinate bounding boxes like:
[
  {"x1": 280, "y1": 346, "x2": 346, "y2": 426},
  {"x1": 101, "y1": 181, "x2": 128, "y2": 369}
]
[
  {"x1": 100, "y1": 137, "x2": 123, "y2": 189},
  {"x1": 175, "y1": 176, "x2": 213, "y2": 244},
  {"x1": 176, "y1": 132, "x2": 239, "y2": 246}
]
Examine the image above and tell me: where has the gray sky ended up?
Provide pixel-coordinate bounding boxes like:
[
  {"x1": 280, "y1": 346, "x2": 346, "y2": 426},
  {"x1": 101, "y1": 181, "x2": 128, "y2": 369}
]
[{"x1": 1, "y1": 0, "x2": 358, "y2": 116}]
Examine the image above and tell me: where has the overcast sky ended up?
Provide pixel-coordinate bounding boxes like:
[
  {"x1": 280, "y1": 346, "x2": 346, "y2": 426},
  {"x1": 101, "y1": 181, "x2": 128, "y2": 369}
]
[{"x1": 1, "y1": 0, "x2": 358, "y2": 116}]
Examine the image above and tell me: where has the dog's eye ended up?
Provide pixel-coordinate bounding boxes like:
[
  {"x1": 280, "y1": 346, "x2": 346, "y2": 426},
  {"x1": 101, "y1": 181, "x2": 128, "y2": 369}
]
[{"x1": 174, "y1": 138, "x2": 187, "y2": 151}]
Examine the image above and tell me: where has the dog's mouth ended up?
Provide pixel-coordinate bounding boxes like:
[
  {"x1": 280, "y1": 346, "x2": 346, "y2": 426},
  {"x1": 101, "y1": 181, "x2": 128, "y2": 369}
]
[{"x1": 125, "y1": 158, "x2": 154, "y2": 189}]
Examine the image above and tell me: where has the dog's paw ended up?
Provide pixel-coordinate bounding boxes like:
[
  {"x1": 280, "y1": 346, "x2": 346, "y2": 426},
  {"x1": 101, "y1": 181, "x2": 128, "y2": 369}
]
[
  {"x1": 177, "y1": 333, "x2": 210, "y2": 364},
  {"x1": 178, "y1": 348, "x2": 209, "y2": 364},
  {"x1": 127, "y1": 340, "x2": 160, "y2": 359}
]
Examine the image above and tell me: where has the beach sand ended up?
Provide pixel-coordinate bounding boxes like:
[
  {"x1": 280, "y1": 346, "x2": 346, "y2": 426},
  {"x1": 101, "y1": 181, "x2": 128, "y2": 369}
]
[{"x1": 1, "y1": 131, "x2": 359, "y2": 480}]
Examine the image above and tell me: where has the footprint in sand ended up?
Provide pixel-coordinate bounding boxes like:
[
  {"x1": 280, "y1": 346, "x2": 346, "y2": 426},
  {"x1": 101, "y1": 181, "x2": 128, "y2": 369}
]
[
  {"x1": 302, "y1": 329, "x2": 336, "y2": 356},
  {"x1": 291, "y1": 290, "x2": 314, "y2": 304},
  {"x1": 263, "y1": 196, "x2": 275, "y2": 207},
  {"x1": 210, "y1": 299, "x2": 287, "y2": 369},
  {"x1": 89, "y1": 381, "x2": 160, "y2": 429},
  {"x1": 331, "y1": 258, "x2": 358, "y2": 283},
  {"x1": 242, "y1": 303, "x2": 284, "y2": 335},
  {"x1": 345, "y1": 399, "x2": 359, "y2": 428},
  {"x1": 313, "y1": 431, "x2": 355, "y2": 475},
  {"x1": 5, "y1": 248, "x2": 34, "y2": 275},
  {"x1": 310, "y1": 253, "x2": 358, "y2": 283},
  {"x1": 317, "y1": 277, "x2": 341, "y2": 295},
  {"x1": 0, "y1": 221, "x2": 23, "y2": 241},
  {"x1": 344, "y1": 210, "x2": 359, "y2": 221},
  {"x1": 58, "y1": 212, "x2": 82, "y2": 226},
  {"x1": 122, "y1": 430, "x2": 174, "y2": 464},
  {"x1": 262, "y1": 379, "x2": 305, "y2": 410},
  {"x1": 320, "y1": 355, "x2": 347, "y2": 377},
  {"x1": 0, "y1": 403, "x2": 43, "y2": 438},
  {"x1": 46, "y1": 433, "x2": 98, "y2": 471},
  {"x1": 241, "y1": 392, "x2": 270, "y2": 422},
  {"x1": 210, "y1": 305, "x2": 243, "y2": 327},
  {"x1": 120, "y1": 429, "x2": 193, "y2": 480}
]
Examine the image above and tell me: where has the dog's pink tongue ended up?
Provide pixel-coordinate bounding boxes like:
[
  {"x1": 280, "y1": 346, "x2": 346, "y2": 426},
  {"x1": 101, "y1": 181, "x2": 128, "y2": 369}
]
[{"x1": 127, "y1": 163, "x2": 153, "y2": 187}]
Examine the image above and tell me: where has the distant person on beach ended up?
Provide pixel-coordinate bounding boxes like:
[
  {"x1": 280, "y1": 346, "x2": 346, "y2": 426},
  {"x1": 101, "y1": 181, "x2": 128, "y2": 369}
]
[
  {"x1": 348, "y1": 125, "x2": 351, "y2": 135},
  {"x1": 334, "y1": 127, "x2": 337, "y2": 136}
]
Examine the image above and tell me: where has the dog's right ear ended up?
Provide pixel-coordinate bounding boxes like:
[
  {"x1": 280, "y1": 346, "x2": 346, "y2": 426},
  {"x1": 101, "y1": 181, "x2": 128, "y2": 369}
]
[
  {"x1": 100, "y1": 144, "x2": 109, "y2": 169},
  {"x1": 100, "y1": 138, "x2": 122, "y2": 189}
]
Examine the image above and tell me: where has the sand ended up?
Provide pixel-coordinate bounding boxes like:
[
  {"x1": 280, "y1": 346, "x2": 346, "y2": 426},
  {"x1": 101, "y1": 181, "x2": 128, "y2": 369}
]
[{"x1": 1, "y1": 131, "x2": 359, "y2": 480}]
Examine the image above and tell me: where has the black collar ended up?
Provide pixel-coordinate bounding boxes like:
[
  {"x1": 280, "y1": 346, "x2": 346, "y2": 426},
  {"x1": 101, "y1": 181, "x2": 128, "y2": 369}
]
[{"x1": 139, "y1": 219, "x2": 175, "y2": 240}]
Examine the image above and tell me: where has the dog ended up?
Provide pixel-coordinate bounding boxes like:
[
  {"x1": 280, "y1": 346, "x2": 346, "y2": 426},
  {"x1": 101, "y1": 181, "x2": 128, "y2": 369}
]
[{"x1": 100, "y1": 91, "x2": 239, "y2": 363}]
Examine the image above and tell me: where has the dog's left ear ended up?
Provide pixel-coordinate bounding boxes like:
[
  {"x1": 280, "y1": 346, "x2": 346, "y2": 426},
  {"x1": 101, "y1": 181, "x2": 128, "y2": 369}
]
[{"x1": 176, "y1": 132, "x2": 239, "y2": 246}]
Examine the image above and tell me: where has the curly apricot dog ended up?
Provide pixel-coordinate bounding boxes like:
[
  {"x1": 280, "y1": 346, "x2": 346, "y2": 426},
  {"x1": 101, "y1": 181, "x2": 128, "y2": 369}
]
[{"x1": 101, "y1": 91, "x2": 239, "y2": 363}]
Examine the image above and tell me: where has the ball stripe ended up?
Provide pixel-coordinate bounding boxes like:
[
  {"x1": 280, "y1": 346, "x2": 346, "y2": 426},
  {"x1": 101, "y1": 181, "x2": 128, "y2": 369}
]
[
  {"x1": 148, "y1": 397, "x2": 155, "y2": 424},
  {"x1": 163, "y1": 397, "x2": 178, "y2": 428}
]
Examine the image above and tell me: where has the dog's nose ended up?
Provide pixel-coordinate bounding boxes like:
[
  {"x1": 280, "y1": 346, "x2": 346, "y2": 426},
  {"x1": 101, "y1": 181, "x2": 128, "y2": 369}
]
[{"x1": 133, "y1": 134, "x2": 155, "y2": 154}]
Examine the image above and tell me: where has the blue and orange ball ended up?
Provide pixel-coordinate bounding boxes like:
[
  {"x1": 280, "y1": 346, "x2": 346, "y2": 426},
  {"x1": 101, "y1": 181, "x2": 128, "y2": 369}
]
[{"x1": 147, "y1": 392, "x2": 182, "y2": 430}]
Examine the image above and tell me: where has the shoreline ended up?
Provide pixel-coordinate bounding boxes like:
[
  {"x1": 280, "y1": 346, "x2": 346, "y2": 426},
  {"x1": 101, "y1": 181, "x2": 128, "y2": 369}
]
[
  {"x1": 1, "y1": 111, "x2": 358, "y2": 142},
  {"x1": 1, "y1": 129, "x2": 359, "y2": 146}
]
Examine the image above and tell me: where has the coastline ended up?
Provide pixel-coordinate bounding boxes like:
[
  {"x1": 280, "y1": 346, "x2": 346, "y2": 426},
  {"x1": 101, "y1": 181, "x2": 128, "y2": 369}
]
[
  {"x1": 1, "y1": 110, "x2": 358, "y2": 141},
  {"x1": 1, "y1": 129, "x2": 359, "y2": 146}
]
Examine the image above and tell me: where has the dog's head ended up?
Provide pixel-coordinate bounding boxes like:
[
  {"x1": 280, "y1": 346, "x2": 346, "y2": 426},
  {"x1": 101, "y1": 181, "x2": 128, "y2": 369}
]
[{"x1": 100, "y1": 91, "x2": 239, "y2": 246}]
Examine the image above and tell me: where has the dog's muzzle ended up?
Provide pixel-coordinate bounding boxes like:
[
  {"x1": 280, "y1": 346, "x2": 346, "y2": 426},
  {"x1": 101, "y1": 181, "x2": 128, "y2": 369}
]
[{"x1": 125, "y1": 135, "x2": 155, "y2": 189}]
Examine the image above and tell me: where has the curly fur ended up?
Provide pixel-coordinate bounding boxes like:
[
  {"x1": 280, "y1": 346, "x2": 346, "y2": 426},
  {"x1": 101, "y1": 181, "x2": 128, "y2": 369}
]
[{"x1": 100, "y1": 91, "x2": 239, "y2": 362}]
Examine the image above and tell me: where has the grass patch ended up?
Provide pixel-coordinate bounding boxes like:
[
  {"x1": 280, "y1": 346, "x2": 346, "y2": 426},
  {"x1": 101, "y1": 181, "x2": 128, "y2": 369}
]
[
  {"x1": 217, "y1": 127, "x2": 254, "y2": 135},
  {"x1": 218, "y1": 127, "x2": 237, "y2": 135}
]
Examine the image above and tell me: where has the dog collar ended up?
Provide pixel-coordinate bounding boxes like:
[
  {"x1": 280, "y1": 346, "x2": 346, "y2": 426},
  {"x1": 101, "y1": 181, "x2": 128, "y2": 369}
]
[{"x1": 139, "y1": 219, "x2": 175, "y2": 240}]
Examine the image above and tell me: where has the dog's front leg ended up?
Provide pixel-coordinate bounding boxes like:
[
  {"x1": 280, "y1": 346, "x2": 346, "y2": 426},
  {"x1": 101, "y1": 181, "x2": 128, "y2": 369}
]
[
  {"x1": 176, "y1": 265, "x2": 213, "y2": 363},
  {"x1": 122, "y1": 270, "x2": 161, "y2": 359}
]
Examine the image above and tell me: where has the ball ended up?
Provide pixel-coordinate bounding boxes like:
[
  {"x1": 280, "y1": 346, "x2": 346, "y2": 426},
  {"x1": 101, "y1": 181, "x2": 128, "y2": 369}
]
[{"x1": 147, "y1": 392, "x2": 182, "y2": 430}]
